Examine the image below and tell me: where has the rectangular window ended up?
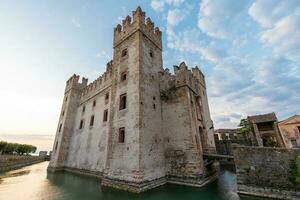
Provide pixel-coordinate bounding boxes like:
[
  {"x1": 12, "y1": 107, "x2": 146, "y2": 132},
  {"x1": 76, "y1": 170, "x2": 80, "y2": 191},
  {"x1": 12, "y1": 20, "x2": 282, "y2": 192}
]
[
  {"x1": 93, "y1": 100, "x2": 96, "y2": 107},
  {"x1": 103, "y1": 109, "x2": 108, "y2": 122},
  {"x1": 121, "y1": 49, "x2": 127, "y2": 57},
  {"x1": 82, "y1": 105, "x2": 85, "y2": 113},
  {"x1": 291, "y1": 139, "x2": 298, "y2": 148},
  {"x1": 119, "y1": 93, "x2": 127, "y2": 110},
  {"x1": 58, "y1": 123, "x2": 62, "y2": 133},
  {"x1": 121, "y1": 71, "x2": 127, "y2": 82},
  {"x1": 79, "y1": 119, "x2": 84, "y2": 129},
  {"x1": 55, "y1": 141, "x2": 58, "y2": 151},
  {"x1": 90, "y1": 115, "x2": 94, "y2": 126},
  {"x1": 119, "y1": 128, "x2": 125, "y2": 143}
]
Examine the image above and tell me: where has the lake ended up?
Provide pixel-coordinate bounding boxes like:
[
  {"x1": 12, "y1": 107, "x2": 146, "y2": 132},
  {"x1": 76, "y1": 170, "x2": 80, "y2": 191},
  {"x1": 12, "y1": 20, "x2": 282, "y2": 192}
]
[{"x1": 0, "y1": 162, "x2": 263, "y2": 200}]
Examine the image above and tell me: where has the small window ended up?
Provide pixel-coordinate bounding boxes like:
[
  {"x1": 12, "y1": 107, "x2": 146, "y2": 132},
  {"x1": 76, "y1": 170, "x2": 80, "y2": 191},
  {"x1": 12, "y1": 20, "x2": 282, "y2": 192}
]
[
  {"x1": 58, "y1": 123, "x2": 62, "y2": 133},
  {"x1": 153, "y1": 96, "x2": 156, "y2": 100},
  {"x1": 153, "y1": 104, "x2": 156, "y2": 109},
  {"x1": 119, "y1": 93, "x2": 127, "y2": 110},
  {"x1": 82, "y1": 105, "x2": 85, "y2": 113},
  {"x1": 121, "y1": 71, "x2": 127, "y2": 82},
  {"x1": 90, "y1": 115, "x2": 94, "y2": 126},
  {"x1": 103, "y1": 109, "x2": 108, "y2": 122},
  {"x1": 79, "y1": 119, "x2": 84, "y2": 129},
  {"x1": 119, "y1": 128, "x2": 125, "y2": 143},
  {"x1": 291, "y1": 139, "x2": 298, "y2": 148},
  {"x1": 65, "y1": 96, "x2": 68, "y2": 102},
  {"x1": 297, "y1": 126, "x2": 300, "y2": 132},
  {"x1": 55, "y1": 141, "x2": 58, "y2": 151},
  {"x1": 121, "y1": 49, "x2": 127, "y2": 57},
  {"x1": 93, "y1": 100, "x2": 96, "y2": 107},
  {"x1": 105, "y1": 93, "x2": 109, "y2": 100},
  {"x1": 149, "y1": 50, "x2": 153, "y2": 58}
]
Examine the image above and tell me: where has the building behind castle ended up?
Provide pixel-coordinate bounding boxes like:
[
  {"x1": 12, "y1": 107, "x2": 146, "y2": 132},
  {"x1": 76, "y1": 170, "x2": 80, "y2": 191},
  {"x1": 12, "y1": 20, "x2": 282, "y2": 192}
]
[{"x1": 48, "y1": 7, "x2": 217, "y2": 192}]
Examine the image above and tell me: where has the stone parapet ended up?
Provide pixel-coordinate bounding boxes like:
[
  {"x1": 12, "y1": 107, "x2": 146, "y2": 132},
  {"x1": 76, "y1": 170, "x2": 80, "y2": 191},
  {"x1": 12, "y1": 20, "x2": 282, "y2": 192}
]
[{"x1": 233, "y1": 145, "x2": 300, "y2": 199}]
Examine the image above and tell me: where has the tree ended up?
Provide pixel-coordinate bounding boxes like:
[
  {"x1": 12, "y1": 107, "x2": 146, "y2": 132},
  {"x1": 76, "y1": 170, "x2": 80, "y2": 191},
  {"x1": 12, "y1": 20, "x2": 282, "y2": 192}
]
[
  {"x1": 3, "y1": 143, "x2": 18, "y2": 154},
  {"x1": 0, "y1": 141, "x2": 8, "y2": 154},
  {"x1": 238, "y1": 118, "x2": 251, "y2": 140}
]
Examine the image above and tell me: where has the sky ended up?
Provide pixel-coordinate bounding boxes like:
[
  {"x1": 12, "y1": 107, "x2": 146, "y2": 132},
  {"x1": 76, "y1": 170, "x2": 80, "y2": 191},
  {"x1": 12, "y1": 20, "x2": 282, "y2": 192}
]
[{"x1": 0, "y1": 0, "x2": 299, "y2": 149}]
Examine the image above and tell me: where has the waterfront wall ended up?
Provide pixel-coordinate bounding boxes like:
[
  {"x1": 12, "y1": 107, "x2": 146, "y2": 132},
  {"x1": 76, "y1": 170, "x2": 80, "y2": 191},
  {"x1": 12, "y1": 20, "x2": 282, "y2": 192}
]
[
  {"x1": 0, "y1": 155, "x2": 45, "y2": 172},
  {"x1": 233, "y1": 145, "x2": 300, "y2": 199}
]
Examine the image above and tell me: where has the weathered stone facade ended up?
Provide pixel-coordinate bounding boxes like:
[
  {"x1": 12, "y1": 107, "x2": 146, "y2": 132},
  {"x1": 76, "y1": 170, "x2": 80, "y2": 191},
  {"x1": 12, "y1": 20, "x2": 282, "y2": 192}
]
[
  {"x1": 278, "y1": 115, "x2": 300, "y2": 148},
  {"x1": 248, "y1": 112, "x2": 285, "y2": 147},
  {"x1": 48, "y1": 7, "x2": 217, "y2": 192},
  {"x1": 233, "y1": 145, "x2": 300, "y2": 199}
]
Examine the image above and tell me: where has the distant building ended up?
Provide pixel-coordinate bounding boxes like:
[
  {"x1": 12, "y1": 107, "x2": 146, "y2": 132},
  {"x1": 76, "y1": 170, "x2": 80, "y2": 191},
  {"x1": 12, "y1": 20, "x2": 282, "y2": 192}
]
[
  {"x1": 215, "y1": 129, "x2": 240, "y2": 141},
  {"x1": 39, "y1": 151, "x2": 47, "y2": 157},
  {"x1": 248, "y1": 112, "x2": 284, "y2": 147},
  {"x1": 214, "y1": 129, "x2": 251, "y2": 155},
  {"x1": 278, "y1": 115, "x2": 300, "y2": 148}
]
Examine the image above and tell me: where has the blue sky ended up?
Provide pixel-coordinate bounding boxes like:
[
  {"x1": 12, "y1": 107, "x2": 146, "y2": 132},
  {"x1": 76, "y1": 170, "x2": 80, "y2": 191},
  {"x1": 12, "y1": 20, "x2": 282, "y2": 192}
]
[{"x1": 0, "y1": 0, "x2": 299, "y2": 136}]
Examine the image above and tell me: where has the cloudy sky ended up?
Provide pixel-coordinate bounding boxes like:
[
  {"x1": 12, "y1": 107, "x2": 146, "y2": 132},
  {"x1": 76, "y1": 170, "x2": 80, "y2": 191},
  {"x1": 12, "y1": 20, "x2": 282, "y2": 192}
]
[{"x1": 0, "y1": 0, "x2": 299, "y2": 143}]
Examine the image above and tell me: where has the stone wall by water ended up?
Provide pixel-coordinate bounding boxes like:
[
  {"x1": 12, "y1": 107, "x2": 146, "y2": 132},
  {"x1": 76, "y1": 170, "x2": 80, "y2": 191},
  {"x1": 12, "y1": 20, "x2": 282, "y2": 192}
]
[
  {"x1": 0, "y1": 155, "x2": 44, "y2": 172},
  {"x1": 233, "y1": 145, "x2": 300, "y2": 199}
]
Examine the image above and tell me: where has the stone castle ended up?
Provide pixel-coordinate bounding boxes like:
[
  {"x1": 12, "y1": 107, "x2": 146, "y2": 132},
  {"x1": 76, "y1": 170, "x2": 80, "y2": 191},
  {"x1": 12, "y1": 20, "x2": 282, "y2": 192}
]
[{"x1": 48, "y1": 7, "x2": 217, "y2": 192}]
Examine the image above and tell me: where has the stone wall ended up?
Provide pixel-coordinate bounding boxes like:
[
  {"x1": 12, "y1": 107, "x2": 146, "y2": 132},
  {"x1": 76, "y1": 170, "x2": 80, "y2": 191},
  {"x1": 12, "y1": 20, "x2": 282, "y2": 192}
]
[
  {"x1": 0, "y1": 155, "x2": 44, "y2": 172},
  {"x1": 233, "y1": 145, "x2": 300, "y2": 199}
]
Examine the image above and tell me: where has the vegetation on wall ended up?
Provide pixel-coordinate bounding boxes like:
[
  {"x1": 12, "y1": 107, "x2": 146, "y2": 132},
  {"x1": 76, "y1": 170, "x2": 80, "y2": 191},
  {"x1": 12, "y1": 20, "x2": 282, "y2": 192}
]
[
  {"x1": 288, "y1": 156, "x2": 300, "y2": 187},
  {"x1": 0, "y1": 141, "x2": 37, "y2": 155},
  {"x1": 160, "y1": 86, "x2": 177, "y2": 101}
]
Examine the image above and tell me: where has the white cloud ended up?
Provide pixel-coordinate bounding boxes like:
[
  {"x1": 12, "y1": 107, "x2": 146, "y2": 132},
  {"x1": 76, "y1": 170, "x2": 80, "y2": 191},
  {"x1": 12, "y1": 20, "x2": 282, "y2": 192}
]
[
  {"x1": 151, "y1": 0, "x2": 165, "y2": 12},
  {"x1": 198, "y1": 0, "x2": 251, "y2": 39},
  {"x1": 167, "y1": 9, "x2": 185, "y2": 27},
  {"x1": 96, "y1": 50, "x2": 110, "y2": 59},
  {"x1": 151, "y1": 0, "x2": 185, "y2": 12},
  {"x1": 249, "y1": 0, "x2": 299, "y2": 28},
  {"x1": 71, "y1": 18, "x2": 81, "y2": 28},
  {"x1": 249, "y1": 0, "x2": 300, "y2": 58}
]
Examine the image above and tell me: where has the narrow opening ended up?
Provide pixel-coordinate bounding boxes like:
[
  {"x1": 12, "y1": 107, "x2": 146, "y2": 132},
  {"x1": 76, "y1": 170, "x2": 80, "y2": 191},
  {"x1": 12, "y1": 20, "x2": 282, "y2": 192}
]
[
  {"x1": 119, "y1": 128, "x2": 125, "y2": 143},
  {"x1": 93, "y1": 100, "x2": 96, "y2": 107},
  {"x1": 105, "y1": 93, "x2": 109, "y2": 100},
  {"x1": 79, "y1": 119, "x2": 84, "y2": 129},
  {"x1": 58, "y1": 123, "x2": 62, "y2": 133},
  {"x1": 297, "y1": 126, "x2": 300, "y2": 132},
  {"x1": 121, "y1": 71, "x2": 127, "y2": 82},
  {"x1": 153, "y1": 96, "x2": 156, "y2": 100},
  {"x1": 82, "y1": 105, "x2": 85, "y2": 113},
  {"x1": 153, "y1": 103, "x2": 156, "y2": 109},
  {"x1": 65, "y1": 96, "x2": 68, "y2": 102},
  {"x1": 61, "y1": 110, "x2": 64, "y2": 117},
  {"x1": 103, "y1": 109, "x2": 108, "y2": 122},
  {"x1": 119, "y1": 93, "x2": 127, "y2": 110},
  {"x1": 55, "y1": 141, "x2": 58, "y2": 151},
  {"x1": 149, "y1": 50, "x2": 153, "y2": 58},
  {"x1": 90, "y1": 115, "x2": 94, "y2": 126},
  {"x1": 121, "y1": 49, "x2": 127, "y2": 57}
]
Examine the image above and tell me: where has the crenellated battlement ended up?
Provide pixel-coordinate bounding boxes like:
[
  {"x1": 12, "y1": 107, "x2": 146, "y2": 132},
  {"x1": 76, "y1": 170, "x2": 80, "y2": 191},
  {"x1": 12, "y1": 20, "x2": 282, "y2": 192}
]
[
  {"x1": 79, "y1": 60, "x2": 114, "y2": 102},
  {"x1": 160, "y1": 62, "x2": 206, "y2": 95},
  {"x1": 65, "y1": 74, "x2": 88, "y2": 93},
  {"x1": 113, "y1": 6, "x2": 162, "y2": 49}
]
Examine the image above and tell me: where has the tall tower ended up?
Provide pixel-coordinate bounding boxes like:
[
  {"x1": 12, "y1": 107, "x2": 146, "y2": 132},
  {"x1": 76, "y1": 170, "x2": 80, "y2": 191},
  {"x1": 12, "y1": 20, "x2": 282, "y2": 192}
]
[
  {"x1": 102, "y1": 7, "x2": 166, "y2": 191},
  {"x1": 48, "y1": 74, "x2": 87, "y2": 170}
]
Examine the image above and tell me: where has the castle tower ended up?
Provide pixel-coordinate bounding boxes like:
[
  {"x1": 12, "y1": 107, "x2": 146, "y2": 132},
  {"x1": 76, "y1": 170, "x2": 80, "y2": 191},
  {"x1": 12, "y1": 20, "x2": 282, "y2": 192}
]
[
  {"x1": 102, "y1": 7, "x2": 166, "y2": 191},
  {"x1": 48, "y1": 74, "x2": 87, "y2": 170}
]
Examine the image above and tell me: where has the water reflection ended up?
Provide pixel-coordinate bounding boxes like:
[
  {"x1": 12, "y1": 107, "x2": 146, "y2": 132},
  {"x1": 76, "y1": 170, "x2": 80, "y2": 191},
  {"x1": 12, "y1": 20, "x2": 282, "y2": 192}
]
[{"x1": 0, "y1": 162, "x2": 265, "y2": 200}]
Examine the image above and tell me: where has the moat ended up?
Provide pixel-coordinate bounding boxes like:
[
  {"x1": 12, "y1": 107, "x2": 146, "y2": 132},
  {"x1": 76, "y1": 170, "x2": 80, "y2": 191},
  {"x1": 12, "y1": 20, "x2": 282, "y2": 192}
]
[{"x1": 0, "y1": 162, "x2": 266, "y2": 200}]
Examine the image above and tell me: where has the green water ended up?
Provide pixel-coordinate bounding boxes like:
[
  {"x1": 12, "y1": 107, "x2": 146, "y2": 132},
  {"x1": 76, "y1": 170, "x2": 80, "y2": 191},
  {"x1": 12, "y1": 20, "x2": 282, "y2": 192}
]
[{"x1": 0, "y1": 162, "x2": 263, "y2": 200}]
